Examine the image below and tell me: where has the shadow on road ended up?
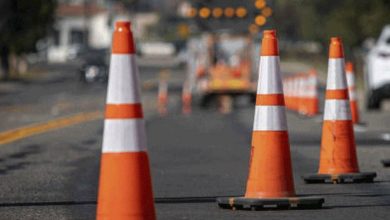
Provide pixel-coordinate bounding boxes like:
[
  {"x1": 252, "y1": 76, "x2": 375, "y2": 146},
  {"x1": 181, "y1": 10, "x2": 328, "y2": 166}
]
[
  {"x1": 0, "y1": 196, "x2": 241, "y2": 207},
  {"x1": 155, "y1": 196, "x2": 222, "y2": 203},
  {"x1": 328, "y1": 203, "x2": 390, "y2": 209},
  {"x1": 0, "y1": 201, "x2": 96, "y2": 207},
  {"x1": 0, "y1": 144, "x2": 41, "y2": 175}
]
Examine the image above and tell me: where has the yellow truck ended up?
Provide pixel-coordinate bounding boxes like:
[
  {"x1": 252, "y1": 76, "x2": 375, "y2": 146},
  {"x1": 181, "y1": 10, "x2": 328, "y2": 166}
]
[{"x1": 190, "y1": 33, "x2": 256, "y2": 112}]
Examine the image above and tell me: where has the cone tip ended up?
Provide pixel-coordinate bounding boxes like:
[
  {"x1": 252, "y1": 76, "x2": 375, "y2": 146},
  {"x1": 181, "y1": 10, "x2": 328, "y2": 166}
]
[
  {"x1": 329, "y1": 36, "x2": 344, "y2": 58},
  {"x1": 261, "y1": 30, "x2": 278, "y2": 56},
  {"x1": 263, "y1": 30, "x2": 276, "y2": 38},
  {"x1": 309, "y1": 68, "x2": 317, "y2": 76},
  {"x1": 112, "y1": 20, "x2": 135, "y2": 54},
  {"x1": 345, "y1": 61, "x2": 354, "y2": 73},
  {"x1": 115, "y1": 21, "x2": 131, "y2": 30},
  {"x1": 331, "y1": 37, "x2": 341, "y2": 43}
]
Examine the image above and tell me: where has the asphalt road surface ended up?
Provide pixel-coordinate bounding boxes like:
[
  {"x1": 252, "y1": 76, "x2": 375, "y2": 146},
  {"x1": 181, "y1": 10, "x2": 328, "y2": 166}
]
[{"x1": 0, "y1": 63, "x2": 389, "y2": 219}]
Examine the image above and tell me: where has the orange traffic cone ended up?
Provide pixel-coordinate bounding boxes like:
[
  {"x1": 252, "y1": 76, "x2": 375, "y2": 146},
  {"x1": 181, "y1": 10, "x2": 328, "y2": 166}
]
[
  {"x1": 217, "y1": 30, "x2": 324, "y2": 210},
  {"x1": 286, "y1": 76, "x2": 293, "y2": 110},
  {"x1": 345, "y1": 62, "x2": 360, "y2": 124},
  {"x1": 157, "y1": 79, "x2": 168, "y2": 116},
  {"x1": 305, "y1": 69, "x2": 319, "y2": 116},
  {"x1": 283, "y1": 77, "x2": 291, "y2": 110},
  {"x1": 291, "y1": 75, "x2": 299, "y2": 111},
  {"x1": 96, "y1": 21, "x2": 156, "y2": 220},
  {"x1": 182, "y1": 80, "x2": 192, "y2": 115},
  {"x1": 303, "y1": 37, "x2": 376, "y2": 184},
  {"x1": 297, "y1": 73, "x2": 308, "y2": 115}
]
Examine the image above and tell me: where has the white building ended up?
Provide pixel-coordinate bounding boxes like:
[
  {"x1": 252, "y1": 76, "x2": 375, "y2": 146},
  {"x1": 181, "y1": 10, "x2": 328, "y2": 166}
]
[{"x1": 47, "y1": 1, "x2": 158, "y2": 63}]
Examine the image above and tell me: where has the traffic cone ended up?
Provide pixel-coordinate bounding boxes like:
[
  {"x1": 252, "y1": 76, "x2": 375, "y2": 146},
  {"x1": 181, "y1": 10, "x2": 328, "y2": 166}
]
[
  {"x1": 286, "y1": 77, "x2": 292, "y2": 110},
  {"x1": 303, "y1": 37, "x2": 376, "y2": 184},
  {"x1": 283, "y1": 77, "x2": 291, "y2": 109},
  {"x1": 297, "y1": 73, "x2": 307, "y2": 115},
  {"x1": 96, "y1": 21, "x2": 156, "y2": 220},
  {"x1": 182, "y1": 80, "x2": 192, "y2": 115},
  {"x1": 305, "y1": 69, "x2": 319, "y2": 116},
  {"x1": 217, "y1": 30, "x2": 324, "y2": 210},
  {"x1": 157, "y1": 79, "x2": 168, "y2": 116},
  {"x1": 291, "y1": 75, "x2": 299, "y2": 111},
  {"x1": 345, "y1": 62, "x2": 360, "y2": 124},
  {"x1": 287, "y1": 76, "x2": 295, "y2": 111}
]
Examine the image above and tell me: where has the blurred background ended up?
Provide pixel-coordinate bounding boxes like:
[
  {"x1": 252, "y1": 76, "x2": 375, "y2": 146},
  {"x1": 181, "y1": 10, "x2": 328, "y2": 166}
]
[
  {"x1": 0, "y1": 0, "x2": 389, "y2": 110},
  {"x1": 0, "y1": 2, "x2": 390, "y2": 219}
]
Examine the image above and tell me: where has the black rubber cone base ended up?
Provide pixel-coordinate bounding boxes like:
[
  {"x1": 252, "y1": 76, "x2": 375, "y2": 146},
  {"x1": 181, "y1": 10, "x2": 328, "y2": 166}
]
[
  {"x1": 302, "y1": 172, "x2": 376, "y2": 184},
  {"x1": 382, "y1": 159, "x2": 390, "y2": 167},
  {"x1": 217, "y1": 196, "x2": 324, "y2": 210}
]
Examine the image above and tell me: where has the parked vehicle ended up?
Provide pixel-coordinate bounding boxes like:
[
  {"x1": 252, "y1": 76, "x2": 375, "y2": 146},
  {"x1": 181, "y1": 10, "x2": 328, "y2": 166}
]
[
  {"x1": 79, "y1": 48, "x2": 109, "y2": 83},
  {"x1": 138, "y1": 42, "x2": 176, "y2": 57},
  {"x1": 365, "y1": 25, "x2": 390, "y2": 110}
]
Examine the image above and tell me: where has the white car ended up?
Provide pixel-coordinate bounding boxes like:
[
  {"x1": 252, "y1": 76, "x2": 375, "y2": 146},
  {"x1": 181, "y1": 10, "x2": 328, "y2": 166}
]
[
  {"x1": 365, "y1": 25, "x2": 390, "y2": 109},
  {"x1": 138, "y1": 42, "x2": 176, "y2": 57}
]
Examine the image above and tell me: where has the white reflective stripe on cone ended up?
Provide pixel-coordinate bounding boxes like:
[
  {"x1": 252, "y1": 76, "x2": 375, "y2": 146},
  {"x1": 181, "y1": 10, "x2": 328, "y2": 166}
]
[
  {"x1": 282, "y1": 79, "x2": 287, "y2": 94},
  {"x1": 298, "y1": 77, "x2": 305, "y2": 97},
  {"x1": 107, "y1": 55, "x2": 141, "y2": 104},
  {"x1": 102, "y1": 119, "x2": 147, "y2": 152},
  {"x1": 304, "y1": 80, "x2": 317, "y2": 97},
  {"x1": 349, "y1": 90, "x2": 357, "y2": 100},
  {"x1": 327, "y1": 58, "x2": 348, "y2": 90},
  {"x1": 346, "y1": 73, "x2": 356, "y2": 100},
  {"x1": 292, "y1": 78, "x2": 299, "y2": 97},
  {"x1": 287, "y1": 80, "x2": 291, "y2": 95},
  {"x1": 305, "y1": 86, "x2": 317, "y2": 97},
  {"x1": 304, "y1": 78, "x2": 316, "y2": 98},
  {"x1": 159, "y1": 81, "x2": 168, "y2": 94},
  {"x1": 346, "y1": 72, "x2": 355, "y2": 87},
  {"x1": 323, "y1": 100, "x2": 352, "y2": 120},
  {"x1": 257, "y1": 56, "x2": 283, "y2": 94},
  {"x1": 253, "y1": 106, "x2": 287, "y2": 131},
  {"x1": 308, "y1": 76, "x2": 317, "y2": 97}
]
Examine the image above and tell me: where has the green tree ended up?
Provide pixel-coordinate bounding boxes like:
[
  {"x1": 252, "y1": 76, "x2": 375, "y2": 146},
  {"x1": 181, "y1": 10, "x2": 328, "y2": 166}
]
[
  {"x1": 0, "y1": 0, "x2": 56, "y2": 80},
  {"x1": 274, "y1": 0, "x2": 390, "y2": 52}
]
